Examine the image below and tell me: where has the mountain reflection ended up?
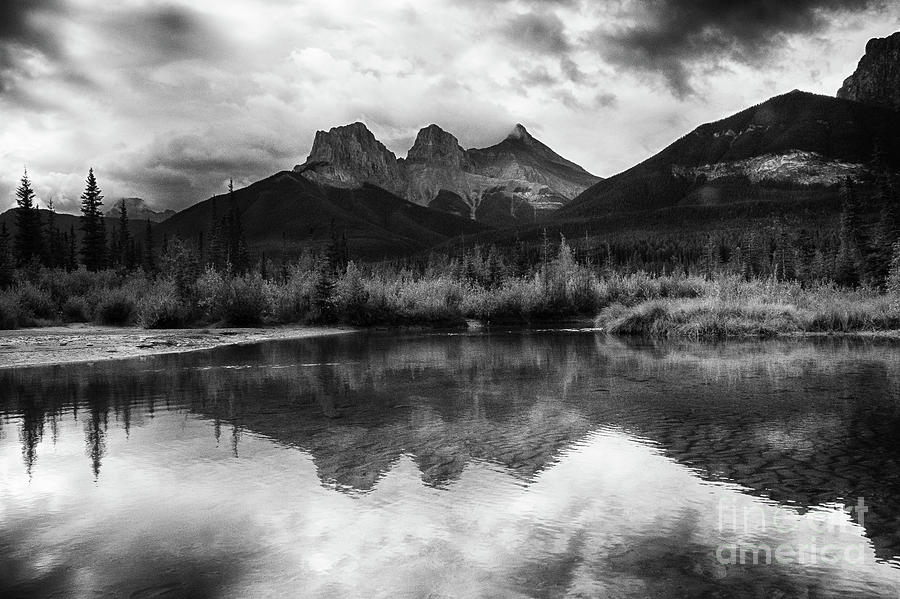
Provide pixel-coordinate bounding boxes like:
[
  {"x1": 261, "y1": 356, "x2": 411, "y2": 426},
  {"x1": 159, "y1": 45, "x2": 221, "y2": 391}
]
[{"x1": 3, "y1": 331, "x2": 900, "y2": 562}]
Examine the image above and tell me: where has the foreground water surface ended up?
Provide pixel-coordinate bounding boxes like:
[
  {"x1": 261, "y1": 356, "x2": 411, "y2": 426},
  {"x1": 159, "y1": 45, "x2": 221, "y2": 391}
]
[{"x1": 2, "y1": 330, "x2": 900, "y2": 598}]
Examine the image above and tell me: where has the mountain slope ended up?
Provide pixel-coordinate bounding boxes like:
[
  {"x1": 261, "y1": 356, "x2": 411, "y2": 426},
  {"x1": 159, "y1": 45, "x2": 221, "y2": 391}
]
[
  {"x1": 295, "y1": 122, "x2": 601, "y2": 226},
  {"x1": 156, "y1": 171, "x2": 489, "y2": 260},
  {"x1": 560, "y1": 91, "x2": 900, "y2": 218}
]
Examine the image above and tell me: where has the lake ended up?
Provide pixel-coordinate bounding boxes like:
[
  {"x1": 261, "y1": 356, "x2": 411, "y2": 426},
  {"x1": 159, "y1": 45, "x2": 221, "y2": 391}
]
[{"x1": 2, "y1": 330, "x2": 900, "y2": 598}]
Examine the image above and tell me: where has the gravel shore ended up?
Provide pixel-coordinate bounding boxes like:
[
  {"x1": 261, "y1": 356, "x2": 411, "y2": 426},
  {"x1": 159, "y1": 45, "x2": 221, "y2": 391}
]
[{"x1": 0, "y1": 324, "x2": 355, "y2": 369}]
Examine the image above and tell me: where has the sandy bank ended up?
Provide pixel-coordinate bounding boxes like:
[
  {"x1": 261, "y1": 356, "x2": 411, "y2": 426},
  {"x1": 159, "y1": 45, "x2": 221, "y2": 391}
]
[{"x1": 0, "y1": 325, "x2": 356, "y2": 370}]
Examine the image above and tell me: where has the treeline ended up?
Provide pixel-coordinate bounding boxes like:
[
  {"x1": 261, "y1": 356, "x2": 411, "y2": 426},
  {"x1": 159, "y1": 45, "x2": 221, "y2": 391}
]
[{"x1": 1, "y1": 169, "x2": 154, "y2": 279}]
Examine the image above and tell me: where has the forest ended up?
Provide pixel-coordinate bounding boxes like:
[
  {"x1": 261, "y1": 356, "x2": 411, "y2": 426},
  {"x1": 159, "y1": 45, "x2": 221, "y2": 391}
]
[{"x1": 2, "y1": 168, "x2": 900, "y2": 339}]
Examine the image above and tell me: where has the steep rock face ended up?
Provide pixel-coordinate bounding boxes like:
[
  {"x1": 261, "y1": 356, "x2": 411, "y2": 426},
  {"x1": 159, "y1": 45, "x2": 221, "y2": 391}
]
[
  {"x1": 296, "y1": 121, "x2": 601, "y2": 225},
  {"x1": 838, "y1": 32, "x2": 900, "y2": 112},
  {"x1": 296, "y1": 122, "x2": 404, "y2": 195},
  {"x1": 405, "y1": 124, "x2": 472, "y2": 170},
  {"x1": 402, "y1": 124, "x2": 476, "y2": 206}
]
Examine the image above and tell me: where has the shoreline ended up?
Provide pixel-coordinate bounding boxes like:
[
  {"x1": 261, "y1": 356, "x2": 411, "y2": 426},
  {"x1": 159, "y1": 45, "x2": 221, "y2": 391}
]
[
  {"x1": 3, "y1": 321, "x2": 900, "y2": 371},
  {"x1": 0, "y1": 324, "x2": 357, "y2": 370}
]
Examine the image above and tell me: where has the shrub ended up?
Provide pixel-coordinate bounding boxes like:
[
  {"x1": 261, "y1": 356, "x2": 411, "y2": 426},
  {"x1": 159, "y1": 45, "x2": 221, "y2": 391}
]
[
  {"x1": 137, "y1": 280, "x2": 189, "y2": 328},
  {"x1": 16, "y1": 282, "x2": 56, "y2": 321},
  {"x1": 332, "y1": 262, "x2": 370, "y2": 324},
  {"x1": 94, "y1": 288, "x2": 136, "y2": 325},
  {"x1": 268, "y1": 266, "x2": 317, "y2": 323},
  {"x1": 196, "y1": 271, "x2": 269, "y2": 325},
  {"x1": 61, "y1": 295, "x2": 92, "y2": 322},
  {"x1": 0, "y1": 292, "x2": 22, "y2": 329}
]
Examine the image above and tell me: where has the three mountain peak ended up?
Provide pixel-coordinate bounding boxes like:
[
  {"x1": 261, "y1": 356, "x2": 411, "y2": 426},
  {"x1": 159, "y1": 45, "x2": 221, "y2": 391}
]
[{"x1": 295, "y1": 119, "x2": 600, "y2": 224}]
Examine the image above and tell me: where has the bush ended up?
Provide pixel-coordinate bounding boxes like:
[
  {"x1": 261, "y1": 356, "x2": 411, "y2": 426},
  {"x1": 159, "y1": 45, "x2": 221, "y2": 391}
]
[
  {"x1": 0, "y1": 292, "x2": 22, "y2": 329},
  {"x1": 196, "y1": 270, "x2": 270, "y2": 325},
  {"x1": 17, "y1": 282, "x2": 56, "y2": 321},
  {"x1": 332, "y1": 262, "x2": 370, "y2": 324},
  {"x1": 268, "y1": 266, "x2": 317, "y2": 323},
  {"x1": 61, "y1": 295, "x2": 92, "y2": 322},
  {"x1": 137, "y1": 280, "x2": 189, "y2": 328},
  {"x1": 94, "y1": 288, "x2": 136, "y2": 325}
]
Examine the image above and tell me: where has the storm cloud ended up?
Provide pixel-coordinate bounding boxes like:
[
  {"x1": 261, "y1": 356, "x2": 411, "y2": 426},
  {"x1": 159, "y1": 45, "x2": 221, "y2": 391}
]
[
  {"x1": 0, "y1": 0, "x2": 896, "y2": 212},
  {"x1": 594, "y1": 0, "x2": 889, "y2": 96}
]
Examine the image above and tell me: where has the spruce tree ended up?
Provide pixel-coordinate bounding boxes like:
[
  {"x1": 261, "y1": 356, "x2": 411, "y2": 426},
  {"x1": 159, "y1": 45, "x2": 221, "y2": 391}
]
[
  {"x1": 142, "y1": 220, "x2": 155, "y2": 273},
  {"x1": 67, "y1": 225, "x2": 77, "y2": 272},
  {"x1": 13, "y1": 169, "x2": 44, "y2": 267},
  {"x1": 0, "y1": 222, "x2": 13, "y2": 287},
  {"x1": 117, "y1": 199, "x2": 132, "y2": 269},
  {"x1": 887, "y1": 240, "x2": 900, "y2": 297},
  {"x1": 836, "y1": 178, "x2": 862, "y2": 287},
  {"x1": 869, "y1": 175, "x2": 899, "y2": 287},
  {"x1": 80, "y1": 169, "x2": 106, "y2": 271}
]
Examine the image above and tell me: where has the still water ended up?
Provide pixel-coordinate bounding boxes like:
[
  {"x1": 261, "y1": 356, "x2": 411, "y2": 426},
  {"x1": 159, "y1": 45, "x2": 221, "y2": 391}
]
[{"x1": 2, "y1": 330, "x2": 900, "y2": 598}]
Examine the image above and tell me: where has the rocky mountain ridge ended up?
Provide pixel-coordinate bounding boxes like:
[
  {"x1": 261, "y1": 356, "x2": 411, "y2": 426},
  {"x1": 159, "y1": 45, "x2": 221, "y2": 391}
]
[
  {"x1": 838, "y1": 31, "x2": 900, "y2": 112},
  {"x1": 295, "y1": 122, "x2": 601, "y2": 225}
]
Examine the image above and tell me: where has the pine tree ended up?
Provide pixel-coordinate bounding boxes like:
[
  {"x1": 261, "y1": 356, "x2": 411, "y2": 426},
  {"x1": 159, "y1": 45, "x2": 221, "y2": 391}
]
[
  {"x1": 869, "y1": 175, "x2": 899, "y2": 286},
  {"x1": 13, "y1": 169, "x2": 44, "y2": 267},
  {"x1": 836, "y1": 178, "x2": 862, "y2": 287},
  {"x1": 80, "y1": 168, "x2": 106, "y2": 271},
  {"x1": 887, "y1": 241, "x2": 900, "y2": 297},
  {"x1": 0, "y1": 222, "x2": 13, "y2": 287},
  {"x1": 219, "y1": 179, "x2": 249, "y2": 273},
  {"x1": 117, "y1": 199, "x2": 132, "y2": 269},
  {"x1": 66, "y1": 225, "x2": 77, "y2": 272},
  {"x1": 142, "y1": 220, "x2": 155, "y2": 273},
  {"x1": 44, "y1": 197, "x2": 59, "y2": 268}
]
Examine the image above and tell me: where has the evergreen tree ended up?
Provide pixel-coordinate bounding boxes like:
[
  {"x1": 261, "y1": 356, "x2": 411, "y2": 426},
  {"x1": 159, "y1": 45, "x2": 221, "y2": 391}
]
[
  {"x1": 868, "y1": 175, "x2": 899, "y2": 286},
  {"x1": 44, "y1": 197, "x2": 60, "y2": 268},
  {"x1": 13, "y1": 169, "x2": 44, "y2": 267},
  {"x1": 887, "y1": 240, "x2": 900, "y2": 297},
  {"x1": 117, "y1": 199, "x2": 132, "y2": 269},
  {"x1": 66, "y1": 225, "x2": 77, "y2": 272},
  {"x1": 142, "y1": 220, "x2": 155, "y2": 273},
  {"x1": 0, "y1": 222, "x2": 13, "y2": 287},
  {"x1": 835, "y1": 178, "x2": 863, "y2": 287},
  {"x1": 80, "y1": 168, "x2": 106, "y2": 271}
]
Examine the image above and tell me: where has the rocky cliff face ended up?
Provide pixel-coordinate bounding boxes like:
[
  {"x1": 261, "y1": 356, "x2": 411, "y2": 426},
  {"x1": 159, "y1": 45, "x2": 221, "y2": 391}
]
[
  {"x1": 837, "y1": 32, "x2": 900, "y2": 112},
  {"x1": 405, "y1": 124, "x2": 472, "y2": 170},
  {"x1": 297, "y1": 122, "x2": 405, "y2": 195},
  {"x1": 295, "y1": 121, "x2": 601, "y2": 225}
]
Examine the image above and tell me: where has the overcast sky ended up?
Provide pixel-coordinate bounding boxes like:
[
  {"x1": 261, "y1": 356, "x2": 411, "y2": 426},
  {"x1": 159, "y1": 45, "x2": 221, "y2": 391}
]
[{"x1": 1, "y1": 0, "x2": 898, "y2": 213}]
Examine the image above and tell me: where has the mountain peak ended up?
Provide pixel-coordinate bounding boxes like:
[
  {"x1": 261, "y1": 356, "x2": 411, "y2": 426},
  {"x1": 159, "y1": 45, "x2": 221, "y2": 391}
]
[
  {"x1": 406, "y1": 124, "x2": 470, "y2": 169},
  {"x1": 507, "y1": 123, "x2": 533, "y2": 142},
  {"x1": 297, "y1": 121, "x2": 403, "y2": 194}
]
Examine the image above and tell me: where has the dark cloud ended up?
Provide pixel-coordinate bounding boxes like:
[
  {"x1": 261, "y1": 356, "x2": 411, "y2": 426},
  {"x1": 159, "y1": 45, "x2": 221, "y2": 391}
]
[
  {"x1": 0, "y1": 0, "x2": 67, "y2": 93},
  {"x1": 103, "y1": 5, "x2": 222, "y2": 67},
  {"x1": 594, "y1": 0, "x2": 886, "y2": 96},
  {"x1": 501, "y1": 11, "x2": 571, "y2": 55}
]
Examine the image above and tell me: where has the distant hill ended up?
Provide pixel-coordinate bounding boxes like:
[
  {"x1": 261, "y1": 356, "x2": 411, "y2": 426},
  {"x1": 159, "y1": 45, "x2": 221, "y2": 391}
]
[
  {"x1": 559, "y1": 91, "x2": 900, "y2": 219},
  {"x1": 155, "y1": 170, "x2": 489, "y2": 260},
  {"x1": 295, "y1": 122, "x2": 600, "y2": 226},
  {"x1": 0, "y1": 209, "x2": 151, "y2": 248},
  {"x1": 105, "y1": 198, "x2": 175, "y2": 223}
]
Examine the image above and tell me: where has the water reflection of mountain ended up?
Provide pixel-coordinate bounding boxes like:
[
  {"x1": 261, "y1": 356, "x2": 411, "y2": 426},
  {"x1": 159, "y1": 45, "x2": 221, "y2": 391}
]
[{"x1": 3, "y1": 331, "x2": 900, "y2": 557}]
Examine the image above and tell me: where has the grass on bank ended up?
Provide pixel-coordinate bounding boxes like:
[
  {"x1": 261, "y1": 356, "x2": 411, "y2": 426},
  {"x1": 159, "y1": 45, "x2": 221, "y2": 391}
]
[{"x1": 1, "y1": 237, "x2": 899, "y2": 339}]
